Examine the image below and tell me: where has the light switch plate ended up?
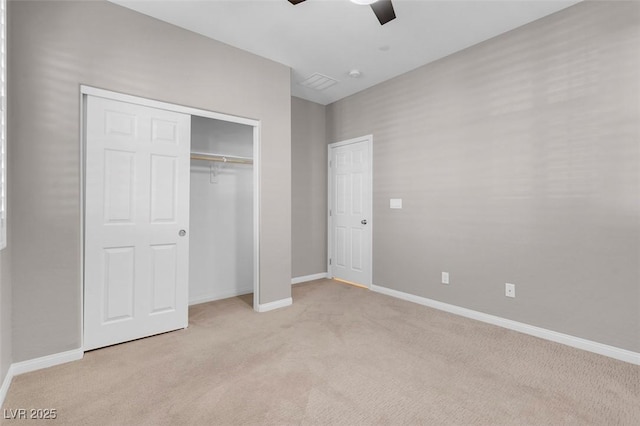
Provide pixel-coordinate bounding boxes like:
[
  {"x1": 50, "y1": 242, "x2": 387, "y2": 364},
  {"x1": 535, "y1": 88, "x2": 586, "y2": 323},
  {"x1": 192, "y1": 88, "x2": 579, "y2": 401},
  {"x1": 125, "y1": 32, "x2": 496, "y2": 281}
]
[{"x1": 390, "y1": 198, "x2": 402, "y2": 209}]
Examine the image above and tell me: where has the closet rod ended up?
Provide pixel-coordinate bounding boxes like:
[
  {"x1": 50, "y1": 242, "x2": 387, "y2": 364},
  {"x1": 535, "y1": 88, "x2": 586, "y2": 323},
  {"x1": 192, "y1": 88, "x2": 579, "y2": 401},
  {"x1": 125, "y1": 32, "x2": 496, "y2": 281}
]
[{"x1": 190, "y1": 151, "x2": 253, "y2": 165}]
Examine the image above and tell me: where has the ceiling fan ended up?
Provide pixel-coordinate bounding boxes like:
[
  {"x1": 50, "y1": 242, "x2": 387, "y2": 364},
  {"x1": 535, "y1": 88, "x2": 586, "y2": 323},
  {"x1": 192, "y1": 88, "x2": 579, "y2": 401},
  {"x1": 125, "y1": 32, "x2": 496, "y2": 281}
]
[{"x1": 288, "y1": 0, "x2": 396, "y2": 26}]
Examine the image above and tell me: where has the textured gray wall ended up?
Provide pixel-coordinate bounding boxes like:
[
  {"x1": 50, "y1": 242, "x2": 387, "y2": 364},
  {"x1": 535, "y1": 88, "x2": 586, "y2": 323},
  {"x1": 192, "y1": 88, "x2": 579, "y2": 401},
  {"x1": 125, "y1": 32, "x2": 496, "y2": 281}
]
[
  {"x1": 291, "y1": 97, "x2": 327, "y2": 278},
  {"x1": 327, "y1": 1, "x2": 640, "y2": 352},
  {"x1": 0, "y1": 2, "x2": 11, "y2": 389},
  {"x1": 0, "y1": 252, "x2": 10, "y2": 385},
  {"x1": 8, "y1": 0, "x2": 291, "y2": 362}
]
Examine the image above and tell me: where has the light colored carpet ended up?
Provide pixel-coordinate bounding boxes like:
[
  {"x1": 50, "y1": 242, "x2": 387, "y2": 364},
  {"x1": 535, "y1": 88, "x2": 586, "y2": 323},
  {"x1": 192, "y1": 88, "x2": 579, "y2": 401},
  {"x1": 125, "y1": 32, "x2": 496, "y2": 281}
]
[{"x1": 2, "y1": 279, "x2": 638, "y2": 425}]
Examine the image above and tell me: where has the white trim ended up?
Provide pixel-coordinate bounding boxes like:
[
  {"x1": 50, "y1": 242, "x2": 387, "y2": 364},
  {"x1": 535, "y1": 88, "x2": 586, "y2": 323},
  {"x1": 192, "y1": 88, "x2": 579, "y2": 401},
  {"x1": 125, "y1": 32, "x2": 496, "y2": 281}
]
[
  {"x1": 252, "y1": 124, "x2": 261, "y2": 311},
  {"x1": 291, "y1": 272, "x2": 328, "y2": 285},
  {"x1": 329, "y1": 134, "x2": 374, "y2": 149},
  {"x1": 327, "y1": 135, "x2": 373, "y2": 288},
  {"x1": 0, "y1": 365, "x2": 13, "y2": 407},
  {"x1": 371, "y1": 284, "x2": 640, "y2": 366},
  {"x1": 0, "y1": 349, "x2": 84, "y2": 407},
  {"x1": 80, "y1": 86, "x2": 258, "y2": 127},
  {"x1": 79, "y1": 88, "x2": 86, "y2": 350},
  {"x1": 10, "y1": 349, "x2": 84, "y2": 376},
  {"x1": 189, "y1": 288, "x2": 253, "y2": 306},
  {"x1": 327, "y1": 146, "x2": 331, "y2": 280},
  {"x1": 257, "y1": 297, "x2": 293, "y2": 313}
]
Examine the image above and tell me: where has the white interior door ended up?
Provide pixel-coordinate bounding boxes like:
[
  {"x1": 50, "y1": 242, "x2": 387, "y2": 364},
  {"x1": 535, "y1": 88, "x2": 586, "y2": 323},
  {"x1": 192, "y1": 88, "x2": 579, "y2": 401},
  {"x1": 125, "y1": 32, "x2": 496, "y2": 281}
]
[
  {"x1": 84, "y1": 95, "x2": 191, "y2": 351},
  {"x1": 329, "y1": 136, "x2": 372, "y2": 287}
]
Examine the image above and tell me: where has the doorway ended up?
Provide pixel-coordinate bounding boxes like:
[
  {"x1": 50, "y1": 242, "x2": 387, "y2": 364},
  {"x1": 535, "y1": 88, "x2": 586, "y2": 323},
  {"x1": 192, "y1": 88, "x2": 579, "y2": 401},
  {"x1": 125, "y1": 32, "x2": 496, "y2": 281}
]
[
  {"x1": 189, "y1": 116, "x2": 254, "y2": 305},
  {"x1": 81, "y1": 86, "x2": 261, "y2": 351},
  {"x1": 327, "y1": 135, "x2": 373, "y2": 288}
]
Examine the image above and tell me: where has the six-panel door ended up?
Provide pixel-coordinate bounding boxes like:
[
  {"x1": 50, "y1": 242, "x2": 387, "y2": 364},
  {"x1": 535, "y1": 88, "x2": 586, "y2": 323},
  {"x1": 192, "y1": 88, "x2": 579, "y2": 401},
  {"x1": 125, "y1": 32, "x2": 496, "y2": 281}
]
[
  {"x1": 330, "y1": 139, "x2": 371, "y2": 287},
  {"x1": 84, "y1": 96, "x2": 190, "y2": 351}
]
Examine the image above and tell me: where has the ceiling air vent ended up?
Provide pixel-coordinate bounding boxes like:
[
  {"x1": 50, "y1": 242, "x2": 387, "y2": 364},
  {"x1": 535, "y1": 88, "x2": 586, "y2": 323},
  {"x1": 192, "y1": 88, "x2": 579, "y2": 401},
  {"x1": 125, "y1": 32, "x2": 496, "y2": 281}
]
[{"x1": 298, "y1": 73, "x2": 339, "y2": 91}]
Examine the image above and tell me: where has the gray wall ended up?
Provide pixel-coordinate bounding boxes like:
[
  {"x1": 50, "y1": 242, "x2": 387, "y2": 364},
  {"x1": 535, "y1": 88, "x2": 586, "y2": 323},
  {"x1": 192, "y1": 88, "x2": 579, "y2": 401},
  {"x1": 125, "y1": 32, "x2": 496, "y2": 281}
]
[
  {"x1": 0, "y1": 252, "x2": 10, "y2": 385},
  {"x1": 8, "y1": 0, "x2": 291, "y2": 362},
  {"x1": 291, "y1": 97, "x2": 327, "y2": 278},
  {"x1": 1, "y1": 0, "x2": 12, "y2": 386},
  {"x1": 327, "y1": 1, "x2": 640, "y2": 352}
]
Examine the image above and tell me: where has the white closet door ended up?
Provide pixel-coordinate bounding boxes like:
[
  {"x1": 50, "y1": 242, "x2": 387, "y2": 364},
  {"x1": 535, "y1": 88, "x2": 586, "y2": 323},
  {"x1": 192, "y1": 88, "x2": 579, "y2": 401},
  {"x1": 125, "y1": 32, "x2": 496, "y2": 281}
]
[{"x1": 84, "y1": 96, "x2": 191, "y2": 351}]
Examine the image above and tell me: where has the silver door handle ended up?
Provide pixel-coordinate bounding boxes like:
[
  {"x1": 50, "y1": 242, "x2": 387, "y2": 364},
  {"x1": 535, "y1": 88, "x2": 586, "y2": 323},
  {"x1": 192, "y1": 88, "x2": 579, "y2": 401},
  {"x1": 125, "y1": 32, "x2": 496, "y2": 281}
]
[
  {"x1": 179, "y1": 230, "x2": 187, "y2": 237},
  {"x1": 361, "y1": 220, "x2": 367, "y2": 225}
]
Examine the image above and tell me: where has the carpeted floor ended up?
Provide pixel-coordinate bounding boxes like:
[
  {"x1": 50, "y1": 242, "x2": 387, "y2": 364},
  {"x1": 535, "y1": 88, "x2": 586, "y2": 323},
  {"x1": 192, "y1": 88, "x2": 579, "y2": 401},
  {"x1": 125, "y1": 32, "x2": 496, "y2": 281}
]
[{"x1": 2, "y1": 279, "x2": 639, "y2": 425}]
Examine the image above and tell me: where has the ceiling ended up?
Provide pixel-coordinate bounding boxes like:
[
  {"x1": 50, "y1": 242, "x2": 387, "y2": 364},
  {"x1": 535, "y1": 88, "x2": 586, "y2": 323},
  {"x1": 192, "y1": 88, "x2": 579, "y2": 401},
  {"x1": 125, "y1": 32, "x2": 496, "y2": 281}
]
[{"x1": 111, "y1": 0, "x2": 581, "y2": 105}]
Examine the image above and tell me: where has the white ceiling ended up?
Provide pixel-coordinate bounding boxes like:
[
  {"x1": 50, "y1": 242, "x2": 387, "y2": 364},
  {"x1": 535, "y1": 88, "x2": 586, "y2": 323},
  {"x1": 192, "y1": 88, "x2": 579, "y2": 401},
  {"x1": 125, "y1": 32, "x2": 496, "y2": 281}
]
[{"x1": 111, "y1": 0, "x2": 581, "y2": 105}]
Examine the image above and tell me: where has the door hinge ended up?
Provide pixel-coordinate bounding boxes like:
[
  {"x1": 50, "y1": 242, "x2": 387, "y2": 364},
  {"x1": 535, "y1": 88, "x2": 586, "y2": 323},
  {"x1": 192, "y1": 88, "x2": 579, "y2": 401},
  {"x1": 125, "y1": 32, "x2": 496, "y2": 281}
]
[
  {"x1": 329, "y1": 209, "x2": 332, "y2": 216},
  {"x1": 329, "y1": 258, "x2": 332, "y2": 265},
  {"x1": 329, "y1": 160, "x2": 332, "y2": 168}
]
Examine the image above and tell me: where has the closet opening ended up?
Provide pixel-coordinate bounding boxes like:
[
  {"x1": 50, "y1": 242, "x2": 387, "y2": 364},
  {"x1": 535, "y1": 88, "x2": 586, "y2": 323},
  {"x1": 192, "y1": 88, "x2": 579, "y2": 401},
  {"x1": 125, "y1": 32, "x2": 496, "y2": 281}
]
[
  {"x1": 80, "y1": 86, "x2": 262, "y2": 351},
  {"x1": 189, "y1": 116, "x2": 256, "y2": 308}
]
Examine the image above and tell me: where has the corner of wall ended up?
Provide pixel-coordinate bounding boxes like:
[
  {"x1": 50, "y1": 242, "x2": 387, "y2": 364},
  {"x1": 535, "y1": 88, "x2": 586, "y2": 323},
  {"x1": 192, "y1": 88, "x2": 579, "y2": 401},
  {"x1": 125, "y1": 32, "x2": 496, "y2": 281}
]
[
  {"x1": 291, "y1": 97, "x2": 328, "y2": 278},
  {"x1": 0, "y1": 248, "x2": 12, "y2": 406}
]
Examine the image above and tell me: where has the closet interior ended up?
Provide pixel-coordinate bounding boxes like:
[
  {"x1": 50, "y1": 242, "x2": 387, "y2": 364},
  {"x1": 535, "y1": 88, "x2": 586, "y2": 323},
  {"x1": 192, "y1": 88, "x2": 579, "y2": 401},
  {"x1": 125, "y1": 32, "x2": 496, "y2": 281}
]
[{"x1": 189, "y1": 115, "x2": 254, "y2": 305}]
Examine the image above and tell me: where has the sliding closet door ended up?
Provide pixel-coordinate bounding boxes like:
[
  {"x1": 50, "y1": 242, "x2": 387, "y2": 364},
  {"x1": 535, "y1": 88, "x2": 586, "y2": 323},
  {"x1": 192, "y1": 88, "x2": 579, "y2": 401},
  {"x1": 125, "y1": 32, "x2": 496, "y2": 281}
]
[{"x1": 84, "y1": 96, "x2": 191, "y2": 351}]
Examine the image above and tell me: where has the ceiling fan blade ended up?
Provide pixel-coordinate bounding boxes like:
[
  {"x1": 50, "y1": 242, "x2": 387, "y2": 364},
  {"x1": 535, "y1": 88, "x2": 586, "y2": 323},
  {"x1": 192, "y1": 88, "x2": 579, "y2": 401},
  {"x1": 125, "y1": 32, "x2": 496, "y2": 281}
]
[
  {"x1": 370, "y1": 0, "x2": 396, "y2": 25},
  {"x1": 288, "y1": 0, "x2": 306, "y2": 4}
]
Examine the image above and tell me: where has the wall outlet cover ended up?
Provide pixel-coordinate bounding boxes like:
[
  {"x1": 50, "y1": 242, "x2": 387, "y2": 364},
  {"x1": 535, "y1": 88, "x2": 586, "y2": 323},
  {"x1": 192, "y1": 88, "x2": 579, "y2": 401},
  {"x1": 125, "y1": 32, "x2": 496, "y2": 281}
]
[{"x1": 505, "y1": 283, "x2": 516, "y2": 298}]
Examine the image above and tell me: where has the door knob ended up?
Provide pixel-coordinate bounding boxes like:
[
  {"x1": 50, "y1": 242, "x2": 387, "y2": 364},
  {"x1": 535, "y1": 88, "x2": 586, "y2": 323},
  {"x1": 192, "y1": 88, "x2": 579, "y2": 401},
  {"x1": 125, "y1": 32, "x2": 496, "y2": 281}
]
[
  {"x1": 361, "y1": 220, "x2": 367, "y2": 225},
  {"x1": 179, "y1": 230, "x2": 187, "y2": 237}
]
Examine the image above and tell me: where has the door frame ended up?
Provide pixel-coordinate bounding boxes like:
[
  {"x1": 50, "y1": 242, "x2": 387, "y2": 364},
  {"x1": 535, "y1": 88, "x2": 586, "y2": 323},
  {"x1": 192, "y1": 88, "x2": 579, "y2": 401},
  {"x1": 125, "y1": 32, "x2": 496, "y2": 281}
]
[
  {"x1": 327, "y1": 135, "x2": 373, "y2": 288},
  {"x1": 79, "y1": 85, "x2": 262, "y2": 350}
]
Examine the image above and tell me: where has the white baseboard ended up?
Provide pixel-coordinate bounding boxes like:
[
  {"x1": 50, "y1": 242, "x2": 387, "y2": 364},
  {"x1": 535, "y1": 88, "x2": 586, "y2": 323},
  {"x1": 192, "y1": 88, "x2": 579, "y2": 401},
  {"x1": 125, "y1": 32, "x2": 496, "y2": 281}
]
[
  {"x1": 257, "y1": 297, "x2": 293, "y2": 313},
  {"x1": 371, "y1": 284, "x2": 640, "y2": 366},
  {"x1": 0, "y1": 364, "x2": 14, "y2": 408},
  {"x1": 0, "y1": 348, "x2": 84, "y2": 407},
  {"x1": 291, "y1": 273, "x2": 327, "y2": 285},
  {"x1": 11, "y1": 348, "x2": 84, "y2": 376},
  {"x1": 189, "y1": 288, "x2": 253, "y2": 306}
]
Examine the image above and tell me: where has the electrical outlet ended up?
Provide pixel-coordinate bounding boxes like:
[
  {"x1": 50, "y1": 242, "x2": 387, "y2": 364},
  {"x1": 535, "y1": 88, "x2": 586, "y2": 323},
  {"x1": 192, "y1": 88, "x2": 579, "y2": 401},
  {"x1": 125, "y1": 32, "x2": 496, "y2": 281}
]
[
  {"x1": 505, "y1": 283, "x2": 516, "y2": 298},
  {"x1": 441, "y1": 272, "x2": 449, "y2": 285}
]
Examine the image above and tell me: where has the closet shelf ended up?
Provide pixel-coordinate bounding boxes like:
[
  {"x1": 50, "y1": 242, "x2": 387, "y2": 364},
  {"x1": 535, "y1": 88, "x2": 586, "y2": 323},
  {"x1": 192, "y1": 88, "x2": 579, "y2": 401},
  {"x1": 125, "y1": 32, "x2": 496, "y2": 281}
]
[{"x1": 190, "y1": 151, "x2": 253, "y2": 165}]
